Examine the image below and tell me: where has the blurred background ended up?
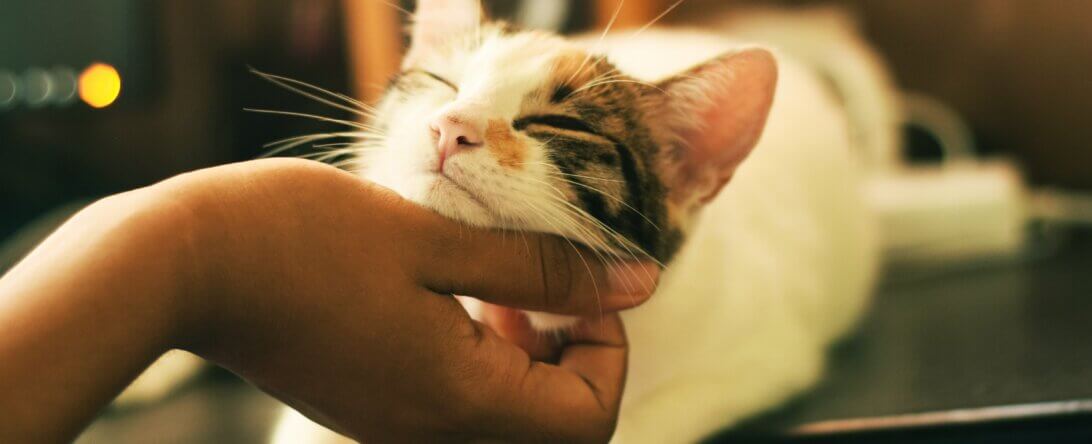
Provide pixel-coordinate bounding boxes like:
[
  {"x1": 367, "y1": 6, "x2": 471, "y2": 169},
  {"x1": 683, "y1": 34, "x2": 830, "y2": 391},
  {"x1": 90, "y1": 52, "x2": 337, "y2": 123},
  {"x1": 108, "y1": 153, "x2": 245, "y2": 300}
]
[{"x1": 2, "y1": 0, "x2": 1091, "y2": 443}]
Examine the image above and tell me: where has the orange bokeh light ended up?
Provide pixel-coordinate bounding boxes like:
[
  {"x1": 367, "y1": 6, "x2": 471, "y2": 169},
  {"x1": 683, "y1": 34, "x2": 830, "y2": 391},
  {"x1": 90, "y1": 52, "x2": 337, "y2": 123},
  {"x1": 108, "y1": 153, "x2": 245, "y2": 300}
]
[{"x1": 78, "y1": 63, "x2": 121, "y2": 108}]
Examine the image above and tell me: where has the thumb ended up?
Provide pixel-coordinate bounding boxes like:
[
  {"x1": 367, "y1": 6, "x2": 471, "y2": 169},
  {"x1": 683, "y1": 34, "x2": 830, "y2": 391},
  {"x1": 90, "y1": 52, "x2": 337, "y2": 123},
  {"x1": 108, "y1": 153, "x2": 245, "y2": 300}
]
[{"x1": 408, "y1": 214, "x2": 660, "y2": 316}]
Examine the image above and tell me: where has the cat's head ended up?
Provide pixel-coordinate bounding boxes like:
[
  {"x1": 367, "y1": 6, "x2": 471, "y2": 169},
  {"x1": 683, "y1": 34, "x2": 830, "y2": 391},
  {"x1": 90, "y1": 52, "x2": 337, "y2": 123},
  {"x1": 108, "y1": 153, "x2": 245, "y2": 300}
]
[{"x1": 360, "y1": 0, "x2": 776, "y2": 264}]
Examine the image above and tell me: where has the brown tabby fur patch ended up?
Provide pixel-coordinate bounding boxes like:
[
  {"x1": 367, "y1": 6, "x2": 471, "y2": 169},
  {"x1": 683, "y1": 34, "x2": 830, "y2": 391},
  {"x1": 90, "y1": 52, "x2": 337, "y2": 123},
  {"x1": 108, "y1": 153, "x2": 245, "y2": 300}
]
[{"x1": 514, "y1": 51, "x2": 686, "y2": 262}]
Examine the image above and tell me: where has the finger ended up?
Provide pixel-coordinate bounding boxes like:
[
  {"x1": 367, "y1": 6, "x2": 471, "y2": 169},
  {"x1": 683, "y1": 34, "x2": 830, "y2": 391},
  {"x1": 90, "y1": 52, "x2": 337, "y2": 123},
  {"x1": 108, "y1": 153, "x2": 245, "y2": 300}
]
[
  {"x1": 479, "y1": 303, "x2": 560, "y2": 362},
  {"x1": 410, "y1": 214, "x2": 660, "y2": 316},
  {"x1": 470, "y1": 314, "x2": 628, "y2": 443}
]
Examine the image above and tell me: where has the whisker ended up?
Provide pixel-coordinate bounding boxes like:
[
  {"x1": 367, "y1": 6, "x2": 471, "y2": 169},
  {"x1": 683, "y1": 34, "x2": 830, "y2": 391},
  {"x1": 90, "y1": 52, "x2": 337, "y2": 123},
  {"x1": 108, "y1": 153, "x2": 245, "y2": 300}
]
[
  {"x1": 262, "y1": 134, "x2": 362, "y2": 158},
  {"x1": 310, "y1": 142, "x2": 359, "y2": 151},
  {"x1": 264, "y1": 131, "x2": 371, "y2": 149},
  {"x1": 553, "y1": 171, "x2": 626, "y2": 184},
  {"x1": 518, "y1": 199, "x2": 605, "y2": 319},
  {"x1": 519, "y1": 161, "x2": 625, "y2": 183},
  {"x1": 520, "y1": 174, "x2": 662, "y2": 269},
  {"x1": 250, "y1": 68, "x2": 376, "y2": 117},
  {"x1": 244, "y1": 108, "x2": 381, "y2": 132},
  {"x1": 630, "y1": 0, "x2": 688, "y2": 38},
  {"x1": 509, "y1": 171, "x2": 660, "y2": 296},
  {"x1": 545, "y1": 173, "x2": 661, "y2": 231},
  {"x1": 379, "y1": 0, "x2": 411, "y2": 15},
  {"x1": 511, "y1": 175, "x2": 613, "y2": 251},
  {"x1": 576, "y1": 78, "x2": 664, "y2": 95},
  {"x1": 566, "y1": 0, "x2": 625, "y2": 86},
  {"x1": 261, "y1": 129, "x2": 382, "y2": 160},
  {"x1": 520, "y1": 161, "x2": 661, "y2": 230},
  {"x1": 530, "y1": 185, "x2": 655, "y2": 296}
]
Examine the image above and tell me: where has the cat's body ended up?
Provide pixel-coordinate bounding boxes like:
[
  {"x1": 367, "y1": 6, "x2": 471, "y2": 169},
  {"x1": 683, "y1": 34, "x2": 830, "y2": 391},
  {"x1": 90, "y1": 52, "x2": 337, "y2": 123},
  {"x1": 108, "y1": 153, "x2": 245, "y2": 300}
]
[
  {"x1": 271, "y1": 14, "x2": 877, "y2": 444},
  {"x1": 595, "y1": 30, "x2": 876, "y2": 442}
]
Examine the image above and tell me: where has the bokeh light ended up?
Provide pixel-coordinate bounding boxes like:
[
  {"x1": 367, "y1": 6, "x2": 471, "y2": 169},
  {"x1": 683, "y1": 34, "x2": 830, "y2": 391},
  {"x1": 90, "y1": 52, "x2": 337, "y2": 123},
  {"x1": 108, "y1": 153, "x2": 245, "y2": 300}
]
[{"x1": 78, "y1": 63, "x2": 121, "y2": 108}]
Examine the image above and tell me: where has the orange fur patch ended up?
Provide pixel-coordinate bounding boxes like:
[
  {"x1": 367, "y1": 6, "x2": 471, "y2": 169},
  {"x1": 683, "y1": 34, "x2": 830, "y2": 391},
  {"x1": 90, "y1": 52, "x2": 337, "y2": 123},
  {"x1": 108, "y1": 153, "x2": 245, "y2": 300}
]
[{"x1": 486, "y1": 119, "x2": 525, "y2": 168}]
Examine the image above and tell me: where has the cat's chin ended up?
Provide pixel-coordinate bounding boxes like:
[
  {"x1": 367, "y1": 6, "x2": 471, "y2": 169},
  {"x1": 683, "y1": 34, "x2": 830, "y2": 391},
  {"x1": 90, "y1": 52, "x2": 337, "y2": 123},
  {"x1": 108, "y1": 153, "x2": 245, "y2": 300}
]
[
  {"x1": 418, "y1": 173, "x2": 496, "y2": 227},
  {"x1": 524, "y1": 311, "x2": 581, "y2": 331}
]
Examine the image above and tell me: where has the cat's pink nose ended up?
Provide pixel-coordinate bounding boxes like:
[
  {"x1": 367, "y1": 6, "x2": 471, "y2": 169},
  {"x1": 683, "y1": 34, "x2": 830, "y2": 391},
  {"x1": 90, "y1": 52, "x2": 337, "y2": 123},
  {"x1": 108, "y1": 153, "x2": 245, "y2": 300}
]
[{"x1": 430, "y1": 115, "x2": 484, "y2": 171}]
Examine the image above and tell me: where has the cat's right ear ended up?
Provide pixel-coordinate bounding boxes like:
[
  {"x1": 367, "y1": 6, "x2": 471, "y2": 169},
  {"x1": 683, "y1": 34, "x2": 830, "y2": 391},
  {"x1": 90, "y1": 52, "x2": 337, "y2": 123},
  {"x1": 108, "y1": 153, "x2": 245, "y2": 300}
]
[
  {"x1": 406, "y1": 0, "x2": 485, "y2": 61},
  {"x1": 651, "y1": 48, "x2": 778, "y2": 209}
]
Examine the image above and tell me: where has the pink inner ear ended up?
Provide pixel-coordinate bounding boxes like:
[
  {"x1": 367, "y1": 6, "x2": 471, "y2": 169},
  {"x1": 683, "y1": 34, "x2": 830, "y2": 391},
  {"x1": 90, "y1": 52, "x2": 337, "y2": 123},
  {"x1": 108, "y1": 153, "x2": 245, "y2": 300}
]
[{"x1": 667, "y1": 48, "x2": 778, "y2": 204}]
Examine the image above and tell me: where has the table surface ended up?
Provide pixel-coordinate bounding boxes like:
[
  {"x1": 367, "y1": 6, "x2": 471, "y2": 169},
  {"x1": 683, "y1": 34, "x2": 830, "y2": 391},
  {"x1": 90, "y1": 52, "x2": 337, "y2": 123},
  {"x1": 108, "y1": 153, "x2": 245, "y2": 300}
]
[
  {"x1": 77, "y1": 235, "x2": 1092, "y2": 443},
  {"x1": 712, "y1": 233, "x2": 1092, "y2": 443}
]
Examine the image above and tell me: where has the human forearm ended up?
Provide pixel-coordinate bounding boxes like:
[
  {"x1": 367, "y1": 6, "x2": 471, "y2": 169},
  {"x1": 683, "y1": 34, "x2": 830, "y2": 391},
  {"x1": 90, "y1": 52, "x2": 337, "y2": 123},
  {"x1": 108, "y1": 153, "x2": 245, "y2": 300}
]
[
  {"x1": 0, "y1": 189, "x2": 192, "y2": 443},
  {"x1": 0, "y1": 159, "x2": 657, "y2": 442}
]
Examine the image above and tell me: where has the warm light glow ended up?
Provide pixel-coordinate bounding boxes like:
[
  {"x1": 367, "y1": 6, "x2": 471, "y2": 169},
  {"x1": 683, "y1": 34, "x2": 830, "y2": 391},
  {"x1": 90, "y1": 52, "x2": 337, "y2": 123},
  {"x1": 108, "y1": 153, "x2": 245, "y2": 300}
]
[{"x1": 78, "y1": 63, "x2": 121, "y2": 108}]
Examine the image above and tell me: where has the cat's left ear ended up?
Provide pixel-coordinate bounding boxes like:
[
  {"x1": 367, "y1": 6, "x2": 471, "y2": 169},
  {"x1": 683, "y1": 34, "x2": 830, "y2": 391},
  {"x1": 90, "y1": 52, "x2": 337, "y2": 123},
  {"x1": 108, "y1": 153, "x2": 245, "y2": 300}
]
[
  {"x1": 652, "y1": 48, "x2": 778, "y2": 207},
  {"x1": 407, "y1": 0, "x2": 485, "y2": 60}
]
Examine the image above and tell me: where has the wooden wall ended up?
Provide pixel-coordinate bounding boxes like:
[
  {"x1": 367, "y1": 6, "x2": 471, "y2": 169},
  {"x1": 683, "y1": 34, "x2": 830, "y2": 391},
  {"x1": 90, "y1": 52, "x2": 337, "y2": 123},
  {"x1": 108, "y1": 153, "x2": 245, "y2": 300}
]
[{"x1": 678, "y1": 0, "x2": 1092, "y2": 188}]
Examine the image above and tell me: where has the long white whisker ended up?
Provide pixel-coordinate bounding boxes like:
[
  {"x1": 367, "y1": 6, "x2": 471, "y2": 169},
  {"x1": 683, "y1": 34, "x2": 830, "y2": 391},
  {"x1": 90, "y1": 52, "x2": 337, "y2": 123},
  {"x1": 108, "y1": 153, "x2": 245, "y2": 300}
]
[
  {"x1": 544, "y1": 173, "x2": 661, "y2": 231},
  {"x1": 518, "y1": 199, "x2": 604, "y2": 319},
  {"x1": 250, "y1": 69, "x2": 377, "y2": 117},
  {"x1": 630, "y1": 0, "x2": 688, "y2": 38},
  {"x1": 549, "y1": 170, "x2": 626, "y2": 184},
  {"x1": 264, "y1": 131, "x2": 372, "y2": 149},
  {"x1": 575, "y1": 78, "x2": 664, "y2": 95},
  {"x1": 519, "y1": 161, "x2": 661, "y2": 230},
  {"x1": 379, "y1": 0, "x2": 411, "y2": 15},
  {"x1": 566, "y1": 0, "x2": 625, "y2": 86},
  {"x1": 244, "y1": 108, "x2": 381, "y2": 132},
  {"x1": 520, "y1": 174, "x2": 662, "y2": 269},
  {"x1": 261, "y1": 133, "x2": 373, "y2": 158},
  {"x1": 536, "y1": 182, "x2": 667, "y2": 292},
  {"x1": 525, "y1": 181, "x2": 656, "y2": 296}
]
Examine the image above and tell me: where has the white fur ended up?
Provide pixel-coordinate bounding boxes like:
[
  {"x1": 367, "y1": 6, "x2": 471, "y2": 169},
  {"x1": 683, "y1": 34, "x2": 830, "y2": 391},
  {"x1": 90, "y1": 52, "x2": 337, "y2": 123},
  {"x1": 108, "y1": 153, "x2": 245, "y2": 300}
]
[
  {"x1": 364, "y1": 28, "x2": 586, "y2": 235},
  {"x1": 272, "y1": 27, "x2": 878, "y2": 444},
  {"x1": 601, "y1": 30, "x2": 877, "y2": 442}
]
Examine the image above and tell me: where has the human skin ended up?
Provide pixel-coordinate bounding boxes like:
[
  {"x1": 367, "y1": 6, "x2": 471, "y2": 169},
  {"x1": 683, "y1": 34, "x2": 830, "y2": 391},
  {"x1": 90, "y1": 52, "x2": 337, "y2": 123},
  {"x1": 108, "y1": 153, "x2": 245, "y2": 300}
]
[{"x1": 0, "y1": 159, "x2": 659, "y2": 443}]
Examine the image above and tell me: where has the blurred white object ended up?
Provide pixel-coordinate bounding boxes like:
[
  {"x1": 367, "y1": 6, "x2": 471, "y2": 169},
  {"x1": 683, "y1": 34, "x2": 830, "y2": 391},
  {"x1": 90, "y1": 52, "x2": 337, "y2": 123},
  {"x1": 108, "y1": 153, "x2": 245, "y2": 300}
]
[
  {"x1": 902, "y1": 92, "x2": 977, "y2": 163},
  {"x1": 866, "y1": 161, "x2": 1027, "y2": 265},
  {"x1": 1030, "y1": 187, "x2": 1092, "y2": 226}
]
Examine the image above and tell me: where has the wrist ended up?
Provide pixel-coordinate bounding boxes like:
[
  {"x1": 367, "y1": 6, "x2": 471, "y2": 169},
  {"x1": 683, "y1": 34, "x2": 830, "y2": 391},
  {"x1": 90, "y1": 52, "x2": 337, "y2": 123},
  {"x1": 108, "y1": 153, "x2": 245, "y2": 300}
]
[
  {"x1": 85, "y1": 184, "x2": 210, "y2": 355},
  {"x1": 130, "y1": 178, "x2": 222, "y2": 354}
]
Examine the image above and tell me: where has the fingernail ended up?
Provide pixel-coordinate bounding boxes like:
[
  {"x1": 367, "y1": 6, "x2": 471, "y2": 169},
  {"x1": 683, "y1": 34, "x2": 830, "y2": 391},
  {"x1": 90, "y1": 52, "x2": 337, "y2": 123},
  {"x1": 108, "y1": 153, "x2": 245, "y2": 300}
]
[{"x1": 606, "y1": 262, "x2": 661, "y2": 301}]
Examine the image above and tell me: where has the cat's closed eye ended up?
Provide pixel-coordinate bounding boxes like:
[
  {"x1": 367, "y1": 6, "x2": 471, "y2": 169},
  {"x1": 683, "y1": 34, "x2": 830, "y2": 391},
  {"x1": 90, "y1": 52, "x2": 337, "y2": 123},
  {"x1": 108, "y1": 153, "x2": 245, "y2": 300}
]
[
  {"x1": 407, "y1": 69, "x2": 458, "y2": 91},
  {"x1": 514, "y1": 114, "x2": 598, "y2": 136}
]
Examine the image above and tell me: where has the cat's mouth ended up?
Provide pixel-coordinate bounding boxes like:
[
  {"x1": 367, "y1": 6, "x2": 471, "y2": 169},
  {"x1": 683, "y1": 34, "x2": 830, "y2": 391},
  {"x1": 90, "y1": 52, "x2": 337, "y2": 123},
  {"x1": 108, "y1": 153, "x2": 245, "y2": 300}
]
[{"x1": 426, "y1": 172, "x2": 492, "y2": 215}]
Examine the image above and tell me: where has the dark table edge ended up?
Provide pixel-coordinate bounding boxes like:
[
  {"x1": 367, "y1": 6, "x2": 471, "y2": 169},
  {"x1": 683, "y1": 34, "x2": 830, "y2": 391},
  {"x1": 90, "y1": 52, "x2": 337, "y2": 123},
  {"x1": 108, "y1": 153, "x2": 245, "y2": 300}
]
[{"x1": 788, "y1": 399, "x2": 1092, "y2": 436}]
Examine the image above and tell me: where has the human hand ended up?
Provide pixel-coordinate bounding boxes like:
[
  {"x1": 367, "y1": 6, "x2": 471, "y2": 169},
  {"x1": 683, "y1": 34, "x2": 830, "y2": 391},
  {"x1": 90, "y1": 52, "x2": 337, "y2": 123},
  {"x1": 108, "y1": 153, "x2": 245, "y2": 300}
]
[
  {"x1": 0, "y1": 158, "x2": 658, "y2": 443},
  {"x1": 150, "y1": 159, "x2": 659, "y2": 442}
]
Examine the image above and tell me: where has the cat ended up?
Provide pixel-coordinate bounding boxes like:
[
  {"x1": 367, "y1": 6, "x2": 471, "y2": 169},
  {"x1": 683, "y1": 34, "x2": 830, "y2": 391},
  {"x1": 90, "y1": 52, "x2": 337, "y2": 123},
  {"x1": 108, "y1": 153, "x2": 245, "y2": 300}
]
[{"x1": 271, "y1": 0, "x2": 879, "y2": 442}]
